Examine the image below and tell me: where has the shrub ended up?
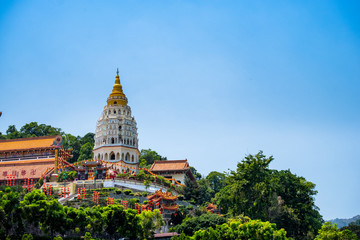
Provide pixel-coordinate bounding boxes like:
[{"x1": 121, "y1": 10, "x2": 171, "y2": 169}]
[
  {"x1": 164, "y1": 179, "x2": 171, "y2": 187},
  {"x1": 156, "y1": 175, "x2": 165, "y2": 184},
  {"x1": 21, "y1": 234, "x2": 33, "y2": 240},
  {"x1": 177, "y1": 194, "x2": 184, "y2": 201},
  {"x1": 128, "y1": 198, "x2": 140, "y2": 208},
  {"x1": 124, "y1": 189, "x2": 133, "y2": 195},
  {"x1": 117, "y1": 173, "x2": 128, "y2": 178},
  {"x1": 186, "y1": 205, "x2": 194, "y2": 210},
  {"x1": 115, "y1": 189, "x2": 122, "y2": 194}
]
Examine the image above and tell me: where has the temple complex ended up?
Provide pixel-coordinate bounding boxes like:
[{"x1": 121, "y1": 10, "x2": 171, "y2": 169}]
[
  {"x1": 0, "y1": 135, "x2": 63, "y2": 185},
  {"x1": 93, "y1": 70, "x2": 140, "y2": 172}
]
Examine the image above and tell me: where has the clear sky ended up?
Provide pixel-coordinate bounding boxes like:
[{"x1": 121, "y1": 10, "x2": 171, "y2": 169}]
[{"x1": 0, "y1": 0, "x2": 359, "y2": 220}]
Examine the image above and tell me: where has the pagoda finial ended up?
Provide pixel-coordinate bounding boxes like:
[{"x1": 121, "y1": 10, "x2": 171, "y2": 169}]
[{"x1": 116, "y1": 68, "x2": 119, "y2": 76}]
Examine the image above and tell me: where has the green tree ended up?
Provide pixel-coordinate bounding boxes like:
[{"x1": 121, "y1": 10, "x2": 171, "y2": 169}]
[
  {"x1": 214, "y1": 151, "x2": 323, "y2": 239},
  {"x1": 84, "y1": 232, "x2": 94, "y2": 240},
  {"x1": 140, "y1": 149, "x2": 166, "y2": 166},
  {"x1": 190, "y1": 166, "x2": 202, "y2": 180},
  {"x1": 63, "y1": 134, "x2": 81, "y2": 162},
  {"x1": 341, "y1": 225, "x2": 360, "y2": 239},
  {"x1": 40, "y1": 200, "x2": 67, "y2": 237},
  {"x1": 21, "y1": 233, "x2": 33, "y2": 240},
  {"x1": 139, "y1": 209, "x2": 165, "y2": 239},
  {"x1": 180, "y1": 175, "x2": 201, "y2": 204},
  {"x1": 206, "y1": 171, "x2": 226, "y2": 194},
  {"x1": 20, "y1": 189, "x2": 48, "y2": 235},
  {"x1": 0, "y1": 131, "x2": 6, "y2": 139},
  {"x1": 315, "y1": 222, "x2": 358, "y2": 240},
  {"x1": 5, "y1": 125, "x2": 21, "y2": 139},
  {"x1": 101, "y1": 205, "x2": 142, "y2": 239},
  {"x1": 80, "y1": 132, "x2": 95, "y2": 146},
  {"x1": 173, "y1": 217, "x2": 289, "y2": 240},
  {"x1": 0, "y1": 188, "x2": 24, "y2": 237},
  {"x1": 171, "y1": 213, "x2": 227, "y2": 236},
  {"x1": 20, "y1": 122, "x2": 63, "y2": 137},
  {"x1": 78, "y1": 142, "x2": 94, "y2": 161}
]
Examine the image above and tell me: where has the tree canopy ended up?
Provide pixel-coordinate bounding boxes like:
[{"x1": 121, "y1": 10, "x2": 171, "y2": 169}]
[
  {"x1": 315, "y1": 222, "x2": 358, "y2": 240},
  {"x1": 139, "y1": 148, "x2": 167, "y2": 167},
  {"x1": 0, "y1": 188, "x2": 164, "y2": 239},
  {"x1": 173, "y1": 217, "x2": 289, "y2": 240}
]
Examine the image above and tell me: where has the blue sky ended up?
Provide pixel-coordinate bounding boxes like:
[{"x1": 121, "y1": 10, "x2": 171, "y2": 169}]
[{"x1": 0, "y1": 1, "x2": 359, "y2": 220}]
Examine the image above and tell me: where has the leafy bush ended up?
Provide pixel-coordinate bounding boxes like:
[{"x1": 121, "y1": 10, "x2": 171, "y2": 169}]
[
  {"x1": 117, "y1": 173, "x2": 128, "y2": 178},
  {"x1": 156, "y1": 175, "x2": 165, "y2": 185},
  {"x1": 128, "y1": 198, "x2": 140, "y2": 208},
  {"x1": 178, "y1": 194, "x2": 184, "y2": 201},
  {"x1": 171, "y1": 213, "x2": 227, "y2": 236},
  {"x1": 136, "y1": 170, "x2": 146, "y2": 181},
  {"x1": 124, "y1": 189, "x2": 133, "y2": 195},
  {"x1": 164, "y1": 179, "x2": 171, "y2": 187},
  {"x1": 173, "y1": 218, "x2": 289, "y2": 240},
  {"x1": 57, "y1": 171, "x2": 78, "y2": 182},
  {"x1": 21, "y1": 233, "x2": 33, "y2": 240},
  {"x1": 186, "y1": 205, "x2": 194, "y2": 211}
]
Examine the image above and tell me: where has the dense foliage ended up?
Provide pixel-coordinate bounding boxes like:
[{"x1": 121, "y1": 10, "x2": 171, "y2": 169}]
[
  {"x1": 179, "y1": 151, "x2": 324, "y2": 239},
  {"x1": 0, "y1": 188, "x2": 164, "y2": 239},
  {"x1": 315, "y1": 222, "x2": 358, "y2": 240},
  {"x1": 171, "y1": 213, "x2": 227, "y2": 236},
  {"x1": 214, "y1": 151, "x2": 323, "y2": 239},
  {"x1": 139, "y1": 148, "x2": 167, "y2": 168},
  {"x1": 172, "y1": 217, "x2": 289, "y2": 240},
  {"x1": 341, "y1": 223, "x2": 360, "y2": 239}
]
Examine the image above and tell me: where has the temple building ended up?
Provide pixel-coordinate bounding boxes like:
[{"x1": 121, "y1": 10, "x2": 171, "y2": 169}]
[
  {"x1": 93, "y1": 70, "x2": 140, "y2": 170},
  {"x1": 150, "y1": 159, "x2": 196, "y2": 184},
  {"x1": 0, "y1": 135, "x2": 62, "y2": 185}
]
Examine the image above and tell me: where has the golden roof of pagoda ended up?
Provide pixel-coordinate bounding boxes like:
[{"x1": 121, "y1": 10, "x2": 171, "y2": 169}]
[{"x1": 107, "y1": 69, "x2": 128, "y2": 106}]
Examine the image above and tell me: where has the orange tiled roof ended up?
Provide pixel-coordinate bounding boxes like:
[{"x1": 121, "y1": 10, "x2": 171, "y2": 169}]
[
  {"x1": 0, "y1": 136, "x2": 57, "y2": 152},
  {"x1": 0, "y1": 158, "x2": 54, "y2": 180},
  {"x1": 150, "y1": 160, "x2": 189, "y2": 172}
]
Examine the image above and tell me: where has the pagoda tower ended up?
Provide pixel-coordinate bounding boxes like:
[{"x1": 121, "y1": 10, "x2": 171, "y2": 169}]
[{"x1": 93, "y1": 70, "x2": 139, "y2": 169}]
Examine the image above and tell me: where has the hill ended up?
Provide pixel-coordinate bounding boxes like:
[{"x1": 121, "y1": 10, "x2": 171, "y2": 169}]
[{"x1": 329, "y1": 215, "x2": 360, "y2": 228}]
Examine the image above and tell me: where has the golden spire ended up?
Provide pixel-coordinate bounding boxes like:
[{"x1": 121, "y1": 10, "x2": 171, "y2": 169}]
[{"x1": 107, "y1": 69, "x2": 128, "y2": 106}]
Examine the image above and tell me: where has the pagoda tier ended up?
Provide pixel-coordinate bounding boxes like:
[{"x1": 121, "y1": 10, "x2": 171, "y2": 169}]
[
  {"x1": 146, "y1": 188, "x2": 179, "y2": 215},
  {"x1": 147, "y1": 189, "x2": 178, "y2": 201}
]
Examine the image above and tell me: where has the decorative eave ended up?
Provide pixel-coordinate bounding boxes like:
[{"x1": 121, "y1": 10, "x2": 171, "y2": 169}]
[{"x1": 0, "y1": 146, "x2": 58, "y2": 153}]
